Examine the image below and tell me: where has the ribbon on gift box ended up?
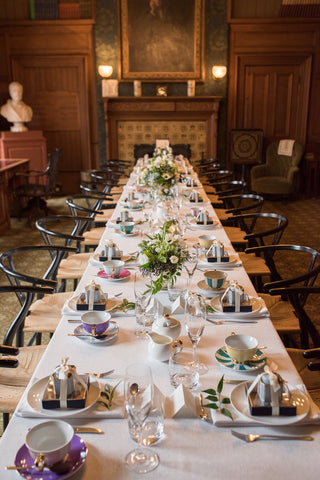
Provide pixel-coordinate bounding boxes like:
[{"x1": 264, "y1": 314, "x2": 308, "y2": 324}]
[
  {"x1": 85, "y1": 281, "x2": 95, "y2": 311},
  {"x1": 196, "y1": 208, "x2": 210, "y2": 225},
  {"x1": 57, "y1": 357, "x2": 88, "y2": 409},
  {"x1": 247, "y1": 365, "x2": 282, "y2": 415}
]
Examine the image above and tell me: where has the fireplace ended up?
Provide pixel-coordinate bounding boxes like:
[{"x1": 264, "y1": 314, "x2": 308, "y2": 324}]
[{"x1": 103, "y1": 96, "x2": 221, "y2": 162}]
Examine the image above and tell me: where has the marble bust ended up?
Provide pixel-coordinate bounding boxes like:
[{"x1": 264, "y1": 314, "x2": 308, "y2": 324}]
[{"x1": 0, "y1": 81, "x2": 33, "y2": 132}]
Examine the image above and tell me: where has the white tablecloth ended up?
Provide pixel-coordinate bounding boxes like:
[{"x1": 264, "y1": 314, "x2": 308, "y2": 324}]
[{"x1": 1, "y1": 170, "x2": 320, "y2": 480}]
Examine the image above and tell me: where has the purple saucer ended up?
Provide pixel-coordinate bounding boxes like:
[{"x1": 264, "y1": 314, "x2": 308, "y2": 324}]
[{"x1": 14, "y1": 435, "x2": 87, "y2": 480}]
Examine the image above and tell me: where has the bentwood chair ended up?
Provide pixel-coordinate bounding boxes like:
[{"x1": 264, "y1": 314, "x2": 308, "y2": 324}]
[
  {"x1": 0, "y1": 284, "x2": 53, "y2": 430},
  {"x1": 245, "y1": 245, "x2": 320, "y2": 347},
  {"x1": 224, "y1": 213, "x2": 288, "y2": 289},
  {"x1": 66, "y1": 195, "x2": 113, "y2": 251},
  {"x1": 214, "y1": 194, "x2": 264, "y2": 222},
  {"x1": 0, "y1": 245, "x2": 77, "y2": 345},
  {"x1": 35, "y1": 215, "x2": 91, "y2": 292}
]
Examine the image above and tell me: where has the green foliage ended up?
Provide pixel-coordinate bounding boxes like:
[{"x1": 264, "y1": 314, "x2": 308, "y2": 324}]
[
  {"x1": 111, "y1": 298, "x2": 135, "y2": 312},
  {"x1": 99, "y1": 381, "x2": 120, "y2": 410},
  {"x1": 202, "y1": 375, "x2": 233, "y2": 420}
]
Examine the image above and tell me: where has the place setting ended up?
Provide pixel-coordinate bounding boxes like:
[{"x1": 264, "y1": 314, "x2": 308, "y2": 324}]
[
  {"x1": 215, "y1": 333, "x2": 267, "y2": 372},
  {"x1": 16, "y1": 357, "x2": 124, "y2": 420},
  {"x1": 69, "y1": 310, "x2": 119, "y2": 345},
  {"x1": 197, "y1": 269, "x2": 231, "y2": 298},
  {"x1": 197, "y1": 239, "x2": 242, "y2": 269},
  {"x1": 96, "y1": 260, "x2": 132, "y2": 282}
]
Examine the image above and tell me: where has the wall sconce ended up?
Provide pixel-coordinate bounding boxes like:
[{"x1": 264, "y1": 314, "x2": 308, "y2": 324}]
[
  {"x1": 212, "y1": 65, "x2": 227, "y2": 79},
  {"x1": 98, "y1": 65, "x2": 113, "y2": 78}
]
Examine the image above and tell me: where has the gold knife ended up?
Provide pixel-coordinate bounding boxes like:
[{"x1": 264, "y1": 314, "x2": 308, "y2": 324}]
[{"x1": 74, "y1": 426, "x2": 104, "y2": 434}]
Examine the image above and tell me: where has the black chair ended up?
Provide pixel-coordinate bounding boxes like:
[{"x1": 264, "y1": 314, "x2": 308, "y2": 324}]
[
  {"x1": 13, "y1": 148, "x2": 61, "y2": 220},
  {"x1": 269, "y1": 286, "x2": 320, "y2": 349},
  {"x1": 134, "y1": 144, "x2": 155, "y2": 162},
  {"x1": 35, "y1": 215, "x2": 91, "y2": 291},
  {"x1": 0, "y1": 284, "x2": 53, "y2": 429},
  {"x1": 201, "y1": 169, "x2": 234, "y2": 185},
  {"x1": 213, "y1": 180, "x2": 247, "y2": 198},
  {"x1": 245, "y1": 244, "x2": 320, "y2": 348},
  {"x1": 171, "y1": 144, "x2": 191, "y2": 159},
  {"x1": 0, "y1": 245, "x2": 77, "y2": 345},
  {"x1": 215, "y1": 194, "x2": 264, "y2": 224}
]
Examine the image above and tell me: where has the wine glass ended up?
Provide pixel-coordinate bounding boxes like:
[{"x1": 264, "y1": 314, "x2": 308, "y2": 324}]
[
  {"x1": 134, "y1": 271, "x2": 153, "y2": 338},
  {"x1": 183, "y1": 251, "x2": 198, "y2": 290},
  {"x1": 184, "y1": 291, "x2": 207, "y2": 374},
  {"x1": 124, "y1": 363, "x2": 160, "y2": 474}
]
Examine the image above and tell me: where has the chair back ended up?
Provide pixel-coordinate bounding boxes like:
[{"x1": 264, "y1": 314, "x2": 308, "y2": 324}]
[
  {"x1": 0, "y1": 284, "x2": 54, "y2": 346},
  {"x1": 171, "y1": 144, "x2": 191, "y2": 159},
  {"x1": 222, "y1": 194, "x2": 264, "y2": 215},
  {"x1": 35, "y1": 215, "x2": 90, "y2": 251},
  {"x1": 45, "y1": 148, "x2": 61, "y2": 196},
  {"x1": 268, "y1": 286, "x2": 320, "y2": 349},
  {"x1": 134, "y1": 144, "x2": 155, "y2": 162},
  {"x1": 215, "y1": 180, "x2": 247, "y2": 197}
]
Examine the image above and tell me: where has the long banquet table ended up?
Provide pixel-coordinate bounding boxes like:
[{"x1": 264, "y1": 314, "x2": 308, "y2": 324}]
[{"x1": 1, "y1": 165, "x2": 320, "y2": 480}]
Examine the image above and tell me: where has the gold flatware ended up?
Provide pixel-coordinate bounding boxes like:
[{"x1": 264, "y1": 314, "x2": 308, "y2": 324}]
[
  {"x1": 231, "y1": 430, "x2": 314, "y2": 442},
  {"x1": 198, "y1": 393, "x2": 210, "y2": 422},
  {"x1": 84, "y1": 369, "x2": 115, "y2": 378},
  {"x1": 207, "y1": 318, "x2": 258, "y2": 325},
  {"x1": 223, "y1": 379, "x2": 247, "y2": 385},
  {"x1": 74, "y1": 426, "x2": 104, "y2": 434}
]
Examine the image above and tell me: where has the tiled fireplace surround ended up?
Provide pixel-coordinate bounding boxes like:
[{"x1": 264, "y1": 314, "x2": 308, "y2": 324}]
[{"x1": 103, "y1": 97, "x2": 221, "y2": 162}]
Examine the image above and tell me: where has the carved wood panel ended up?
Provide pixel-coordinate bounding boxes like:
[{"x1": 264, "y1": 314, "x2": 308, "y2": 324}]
[
  {"x1": 11, "y1": 55, "x2": 91, "y2": 192},
  {"x1": 235, "y1": 54, "x2": 311, "y2": 145}
]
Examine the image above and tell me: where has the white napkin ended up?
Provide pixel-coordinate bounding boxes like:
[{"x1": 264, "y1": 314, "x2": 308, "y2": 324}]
[
  {"x1": 277, "y1": 139, "x2": 295, "y2": 156},
  {"x1": 61, "y1": 296, "x2": 135, "y2": 317},
  {"x1": 16, "y1": 378, "x2": 125, "y2": 420},
  {"x1": 208, "y1": 297, "x2": 269, "y2": 319}
]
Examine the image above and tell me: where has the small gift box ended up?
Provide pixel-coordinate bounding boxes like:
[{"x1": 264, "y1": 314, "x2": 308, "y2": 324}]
[
  {"x1": 247, "y1": 367, "x2": 296, "y2": 416},
  {"x1": 189, "y1": 190, "x2": 202, "y2": 203},
  {"x1": 76, "y1": 281, "x2": 107, "y2": 311},
  {"x1": 196, "y1": 209, "x2": 213, "y2": 225},
  {"x1": 206, "y1": 240, "x2": 229, "y2": 262},
  {"x1": 221, "y1": 282, "x2": 252, "y2": 312},
  {"x1": 42, "y1": 358, "x2": 90, "y2": 409},
  {"x1": 99, "y1": 241, "x2": 122, "y2": 261}
]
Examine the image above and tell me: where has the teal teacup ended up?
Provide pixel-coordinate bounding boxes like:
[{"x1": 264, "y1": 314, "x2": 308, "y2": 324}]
[
  {"x1": 119, "y1": 222, "x2": 135, "y2": 234},
  {"x1": 204, "y1": 270, "x2": 227, "y2": 289}
]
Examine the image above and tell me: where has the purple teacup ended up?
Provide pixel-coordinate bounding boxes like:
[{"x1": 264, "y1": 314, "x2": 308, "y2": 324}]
[{"x1": 81, "y1": 311, "x2": 111, "y2": 336}]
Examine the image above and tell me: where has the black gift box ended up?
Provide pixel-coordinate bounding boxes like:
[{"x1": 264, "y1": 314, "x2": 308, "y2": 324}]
[
  {"x1": 248, "y1": 389, "x2": 297, "y2": 416},
  {"x1": 98, "y1": 255, "x2": 122, "y2": 261},
  {"x1": 76, "y1": 293, "x2": 106, "y2": 311},
  {"x1": 196, "y1": 220, "x2": 213, "y2": 225},
  {"x1": 207, "y1": 256, "x2": 229, "y2": 262},
  {"x1": 42, "y1": 375, "x2": 90, "y2": 410}
]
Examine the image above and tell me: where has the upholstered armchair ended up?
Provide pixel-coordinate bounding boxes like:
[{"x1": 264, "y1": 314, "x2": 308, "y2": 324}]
[{"x1": 251, "y1": 140, "x2": 304, "y2": 196}]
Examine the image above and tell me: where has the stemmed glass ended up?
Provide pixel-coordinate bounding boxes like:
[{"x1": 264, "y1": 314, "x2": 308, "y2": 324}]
[
  {"x1": 184, "y1": 291, "x2": 207, "y2": 374},
  {"x1": 183, "y1": 251, "x2": 198, "y2": 290},
  {"x1": 134, "y1": 271, "x2": 153, "y2": 338},
  {"x1": 124, "y1": 363, "x2": 159, "y2": 474},
  {"x1": 167, "y1": 270, "x2": 188, "y2": 302}
]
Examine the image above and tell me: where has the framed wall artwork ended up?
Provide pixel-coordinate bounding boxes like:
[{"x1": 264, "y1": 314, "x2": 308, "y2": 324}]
[{"x1": 118, "y1": 0, "x2": 204, "y2": 81}]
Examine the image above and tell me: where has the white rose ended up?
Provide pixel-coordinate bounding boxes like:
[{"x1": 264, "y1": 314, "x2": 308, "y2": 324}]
[
  {"x1": 165, "y1": 233, "x2": 173, "y2": 243},
  {"x1": 138, "y1": 253, "x2": 149, "y2": 265},
  {"x1": 170, "y1": 255, "x2": 179, "y2": 264}
]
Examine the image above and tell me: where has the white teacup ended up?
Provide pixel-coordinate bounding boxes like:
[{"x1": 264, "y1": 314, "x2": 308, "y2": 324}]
[
  {"x1": 225, "y1": 334, "x2": 258, "y2": 363},
  {"x1": 198, "y1": 235, "x2": 216, "y2": 249},
  {"x1": 26, "y1": 420, "x2": 74, "y2": 470},
  {"x1": 103, "y1": 259, "x2": 125, "y2": 277}
]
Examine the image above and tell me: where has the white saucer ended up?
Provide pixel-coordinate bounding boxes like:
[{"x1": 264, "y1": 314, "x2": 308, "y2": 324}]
[
  {"x1": 215, "y1": 346, "x2": 266, "y2": 371},
  {"x1": 27, "y1": 378, "x2": 101, "y2": 417},
  {"x1": 197, "y1": 279, "x2": 230, "y2": 298},
  {"x1": 114, "y1": 231, "x2": 139, "y2": 237},
  {"x1": 73, "y1": 321, "x2": 119, "y2": 345},
  {"x1": 231, "y1": 382, "x2": 310, "y2": 426},
  {"x1": 188, "y1": 219, "x2": 219, "y2": 230}
]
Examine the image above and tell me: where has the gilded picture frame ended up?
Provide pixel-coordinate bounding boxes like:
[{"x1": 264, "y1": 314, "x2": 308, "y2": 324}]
[{"x1": 118, "y1": 0, "x2": 204, "y2": 81}]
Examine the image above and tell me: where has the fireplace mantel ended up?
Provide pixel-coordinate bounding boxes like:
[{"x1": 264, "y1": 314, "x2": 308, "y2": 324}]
[{"x1": 103, "y1": 96, "x2": 222, "y2": 161}]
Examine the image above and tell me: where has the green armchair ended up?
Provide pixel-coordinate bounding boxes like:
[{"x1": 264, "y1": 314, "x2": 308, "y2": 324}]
[{"x1": 251, "y1": 140, "x2": 304, "y2": 196}]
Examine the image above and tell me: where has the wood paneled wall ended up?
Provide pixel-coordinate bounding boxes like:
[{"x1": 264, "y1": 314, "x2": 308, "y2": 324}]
[{"x1": 0, "y1": 21, "x2": 98, "y2": 193}]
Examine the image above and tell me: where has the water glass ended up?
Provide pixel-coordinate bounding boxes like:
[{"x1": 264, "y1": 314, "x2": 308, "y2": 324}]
[
  {"x1": 134, "y1": 271, "x2": 153, "y2": 337},
  {"x1": 169, "y1": 348, "x2": 200, "y2": 390},
  {"x1": 167, "y1": 271, "x2": 188, "y2": 302},
  {"x1": 128, "y1": 398, "x2": 164, "y2": 446}
]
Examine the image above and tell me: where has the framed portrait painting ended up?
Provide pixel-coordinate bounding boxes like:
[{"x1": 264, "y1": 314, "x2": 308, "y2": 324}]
[{"x1": 118, "y1": 0, "x2": 204, "y2": 81}]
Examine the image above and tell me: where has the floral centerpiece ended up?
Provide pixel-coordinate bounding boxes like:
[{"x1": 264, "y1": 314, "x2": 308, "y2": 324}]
[
  {"x1": 138, "y1": 220, "x2": 189, "y2": 294},
  {"x1": 138, "y1": 146, "x2": 179, "y2": 197}
]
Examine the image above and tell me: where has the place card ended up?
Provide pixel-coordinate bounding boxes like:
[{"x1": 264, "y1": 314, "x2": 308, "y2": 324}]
[{"x1": 164, "y1": 385, "x2": 199, "y2": 418}]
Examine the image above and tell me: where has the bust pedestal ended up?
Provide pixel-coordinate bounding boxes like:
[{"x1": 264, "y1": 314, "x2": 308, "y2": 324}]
[{"x1": 0, "y1": 131, "x2": 47, "y2": 184}]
